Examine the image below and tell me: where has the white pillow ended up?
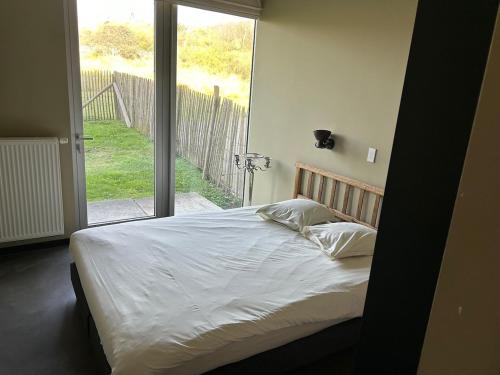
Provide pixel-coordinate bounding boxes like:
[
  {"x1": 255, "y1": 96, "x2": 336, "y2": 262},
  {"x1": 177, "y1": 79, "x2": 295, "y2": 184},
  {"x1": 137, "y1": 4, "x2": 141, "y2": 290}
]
[
  {"x1": 256, "y1": 199, "x2": 337, "y2": 231},
  {"x1": 302, "y1": 222, "x2": 377, "y2": 259}
]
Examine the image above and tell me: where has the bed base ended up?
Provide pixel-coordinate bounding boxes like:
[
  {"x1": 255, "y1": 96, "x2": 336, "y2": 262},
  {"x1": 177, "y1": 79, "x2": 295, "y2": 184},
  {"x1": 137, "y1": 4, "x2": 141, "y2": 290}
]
[{"x1": 71, "y1": 262, "x2": 361, "y2": 374}]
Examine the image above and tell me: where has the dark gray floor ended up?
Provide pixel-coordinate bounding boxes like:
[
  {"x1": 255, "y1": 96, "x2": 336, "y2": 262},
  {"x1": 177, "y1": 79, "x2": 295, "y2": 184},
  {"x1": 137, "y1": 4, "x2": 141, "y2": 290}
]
[
  {"x1": 0, "y1": 245, "x2": 97, "y2": 375},
  {"x1": 290, "y1": 349, "x2": 354, "y2": 375},
  {"x1": 0, "y1": 245, "x2": 353, "y2": 375}
]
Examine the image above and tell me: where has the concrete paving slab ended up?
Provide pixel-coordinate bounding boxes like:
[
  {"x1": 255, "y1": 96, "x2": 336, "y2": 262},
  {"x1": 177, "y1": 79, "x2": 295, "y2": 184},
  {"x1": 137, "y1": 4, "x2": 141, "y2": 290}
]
[
  {"x1": 87, "y1": 198, "x2": 149, "y2": 224},
  {"x1": 174, "y1": 192, "x2": 223, "y2": 215},
  {"x1": 87, "y1": 192, "x2": 222, "y2": 225},
  {"x1": 134, "y1": 197, "x2": 154, "y2": 216}
]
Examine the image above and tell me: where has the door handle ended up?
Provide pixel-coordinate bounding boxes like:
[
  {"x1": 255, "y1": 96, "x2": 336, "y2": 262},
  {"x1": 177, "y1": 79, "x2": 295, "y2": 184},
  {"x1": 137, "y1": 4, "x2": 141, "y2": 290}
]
[
  {"x1": 76, "y1": 134, "x2": 94, "y2": 142},
  {"x1": 75, "y1": 134, "x2": 94, "y2": 153}
]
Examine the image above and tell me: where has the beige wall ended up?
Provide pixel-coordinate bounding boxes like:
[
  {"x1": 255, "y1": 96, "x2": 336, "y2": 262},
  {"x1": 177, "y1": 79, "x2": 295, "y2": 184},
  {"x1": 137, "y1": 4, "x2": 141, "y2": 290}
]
[
  {"x1": 247, "y1": 0, "x2": 417, "y2": 204},
  {"x1": 0, "y1": 0, "x2": 77, "y2": 239},
  {"x1": 418, "y1": 10, "x2": 500, "y2": 375}
]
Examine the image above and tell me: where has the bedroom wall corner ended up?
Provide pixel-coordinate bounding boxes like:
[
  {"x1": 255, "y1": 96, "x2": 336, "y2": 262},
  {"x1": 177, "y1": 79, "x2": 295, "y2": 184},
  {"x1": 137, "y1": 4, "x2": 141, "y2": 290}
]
[{"x1": 246, "y1": 0, "x2": 417, "y2": 204}]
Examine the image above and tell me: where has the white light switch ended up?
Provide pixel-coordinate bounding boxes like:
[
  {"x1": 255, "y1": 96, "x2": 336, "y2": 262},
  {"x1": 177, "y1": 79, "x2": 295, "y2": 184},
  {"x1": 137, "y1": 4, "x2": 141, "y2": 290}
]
[{"x1": 367, "y1": 148, "x2": 377, "y2": 163}]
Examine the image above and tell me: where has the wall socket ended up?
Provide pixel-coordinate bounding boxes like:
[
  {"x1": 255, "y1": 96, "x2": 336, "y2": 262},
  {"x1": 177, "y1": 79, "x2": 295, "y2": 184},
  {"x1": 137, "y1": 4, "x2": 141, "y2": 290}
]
[{"x1": 367, "y1": 147, "x2": 377, "y2": 163}]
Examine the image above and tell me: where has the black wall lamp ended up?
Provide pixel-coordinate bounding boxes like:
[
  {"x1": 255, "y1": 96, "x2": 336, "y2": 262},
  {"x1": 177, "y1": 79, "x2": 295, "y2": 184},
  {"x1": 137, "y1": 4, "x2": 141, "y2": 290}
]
[{"x1": 313, "y1": 130, "x2": 335, "y2": 149}]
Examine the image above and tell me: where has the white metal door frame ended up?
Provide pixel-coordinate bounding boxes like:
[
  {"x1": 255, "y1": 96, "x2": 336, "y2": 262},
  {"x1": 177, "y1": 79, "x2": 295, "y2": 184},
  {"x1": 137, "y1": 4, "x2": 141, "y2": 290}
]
[
  {"x1": 155, "y1": 1, "x2": 177, "y2": 218},
  {"x1": 63, "y1": 0, "x2": 87, "y2": 230}
]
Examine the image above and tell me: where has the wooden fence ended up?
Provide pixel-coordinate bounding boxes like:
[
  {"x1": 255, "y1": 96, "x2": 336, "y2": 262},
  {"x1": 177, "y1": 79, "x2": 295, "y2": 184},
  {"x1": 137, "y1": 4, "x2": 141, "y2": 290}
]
[
  {"x1": 113, "y1": 72, "x2": 155, "y2": 138},
  {"x1": 81, "y1": 70, "x2": 247, "y2": 198},
  {"x1": 81, "y1": 70, "x2": 116, "y2": 121}
]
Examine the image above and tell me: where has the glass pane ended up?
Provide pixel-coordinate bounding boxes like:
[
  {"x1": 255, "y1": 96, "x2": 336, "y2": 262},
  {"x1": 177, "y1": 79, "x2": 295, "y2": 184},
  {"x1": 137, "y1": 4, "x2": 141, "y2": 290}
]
[
  {"x1": 175, "y1": 6, "x2": 255, "y2": 215},
  {"x1": 77, "y1": 0, "x2": 155, "y2": 224}
]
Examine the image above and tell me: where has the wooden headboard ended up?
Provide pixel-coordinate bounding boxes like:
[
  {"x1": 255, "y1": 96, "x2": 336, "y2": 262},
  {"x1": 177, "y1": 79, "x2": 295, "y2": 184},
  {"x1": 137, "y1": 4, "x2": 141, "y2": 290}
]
[{"x1": 293, "y1": 162, "x2": 384, "y2": 229}]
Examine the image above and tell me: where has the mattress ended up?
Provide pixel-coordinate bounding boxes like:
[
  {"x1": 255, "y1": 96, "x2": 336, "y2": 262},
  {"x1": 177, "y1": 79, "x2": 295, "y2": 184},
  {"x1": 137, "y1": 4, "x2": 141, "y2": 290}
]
[{"x1": 70, "y1": 206, "x2": 372, "y2": 375}]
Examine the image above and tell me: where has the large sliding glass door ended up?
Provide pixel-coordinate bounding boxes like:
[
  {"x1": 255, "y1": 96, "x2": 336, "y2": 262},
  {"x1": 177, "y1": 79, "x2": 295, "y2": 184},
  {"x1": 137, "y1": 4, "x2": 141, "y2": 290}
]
[
  {"x1": 69, "y1": 1, "x2": 255, "y2": 227},
  {"x1": 174, "y1": 6, "x2": 255, "y2": 215}
]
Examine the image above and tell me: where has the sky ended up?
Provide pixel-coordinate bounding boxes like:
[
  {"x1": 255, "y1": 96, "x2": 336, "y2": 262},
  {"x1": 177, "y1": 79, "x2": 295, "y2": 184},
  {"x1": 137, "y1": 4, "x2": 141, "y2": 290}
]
[{"x1": 77, "y1": 0, "x2": 245, "y2": 29}]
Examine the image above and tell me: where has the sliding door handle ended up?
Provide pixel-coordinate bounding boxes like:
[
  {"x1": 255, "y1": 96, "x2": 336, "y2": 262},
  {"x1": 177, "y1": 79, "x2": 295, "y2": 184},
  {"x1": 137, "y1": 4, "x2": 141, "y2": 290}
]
[{"x1": 75, "y1": 134, "x2": 94, "y2": 142}]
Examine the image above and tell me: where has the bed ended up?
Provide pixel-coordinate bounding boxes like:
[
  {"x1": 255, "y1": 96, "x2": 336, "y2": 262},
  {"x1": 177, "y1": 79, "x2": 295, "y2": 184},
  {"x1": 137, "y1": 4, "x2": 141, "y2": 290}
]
[{"x1": 70, "y1": 162, "x2": 384, "y2": 375}]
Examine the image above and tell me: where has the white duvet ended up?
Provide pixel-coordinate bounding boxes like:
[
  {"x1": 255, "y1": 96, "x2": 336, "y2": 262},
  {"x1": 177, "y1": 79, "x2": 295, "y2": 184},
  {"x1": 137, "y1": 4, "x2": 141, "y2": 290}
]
[{"x1": 70, "y1": 206, "x2": 372, "y2": 375}]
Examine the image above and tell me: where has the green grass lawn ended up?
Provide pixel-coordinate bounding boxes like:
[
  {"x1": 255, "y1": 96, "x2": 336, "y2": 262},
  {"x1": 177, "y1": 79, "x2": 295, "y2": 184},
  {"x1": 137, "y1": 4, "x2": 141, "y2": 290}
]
[{"x1": 84, "y1": 120, "x2": 241, "y2": 209}]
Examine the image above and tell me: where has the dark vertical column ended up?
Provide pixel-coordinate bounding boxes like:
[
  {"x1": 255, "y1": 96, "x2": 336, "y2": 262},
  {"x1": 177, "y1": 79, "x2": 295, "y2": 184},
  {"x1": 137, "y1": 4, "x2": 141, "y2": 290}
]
[{"x1": 355, "y1": 1, "x2": 499, "y2": 373}]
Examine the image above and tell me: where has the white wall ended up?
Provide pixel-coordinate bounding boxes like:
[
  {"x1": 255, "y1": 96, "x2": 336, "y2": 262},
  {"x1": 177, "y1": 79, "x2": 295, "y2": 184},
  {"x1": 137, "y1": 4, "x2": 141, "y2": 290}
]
[{"x1": 247, "y1": 0, "x2": 417, "y2": 204}]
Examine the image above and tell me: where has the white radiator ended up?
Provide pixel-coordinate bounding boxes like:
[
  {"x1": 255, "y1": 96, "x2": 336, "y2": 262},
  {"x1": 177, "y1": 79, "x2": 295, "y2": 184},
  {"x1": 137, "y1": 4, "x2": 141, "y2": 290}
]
[{"x1": 0, "y1": 138, "x2": 64, "y2": 242}]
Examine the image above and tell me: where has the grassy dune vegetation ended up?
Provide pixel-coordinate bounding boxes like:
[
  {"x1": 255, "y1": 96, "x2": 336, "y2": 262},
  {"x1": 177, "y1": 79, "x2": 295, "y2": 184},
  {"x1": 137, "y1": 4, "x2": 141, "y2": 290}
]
[{"x1": 79, "y1": 20, "x2": 254, "y2": 105}]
